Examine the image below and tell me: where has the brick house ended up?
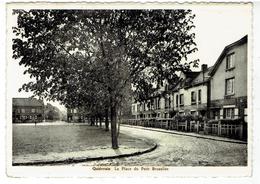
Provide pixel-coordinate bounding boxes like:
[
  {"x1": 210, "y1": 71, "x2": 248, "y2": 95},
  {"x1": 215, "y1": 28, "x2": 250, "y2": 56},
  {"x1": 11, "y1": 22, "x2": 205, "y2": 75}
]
[{"x1": 12, "y1": 98, "x2": 44, "y2": 123}]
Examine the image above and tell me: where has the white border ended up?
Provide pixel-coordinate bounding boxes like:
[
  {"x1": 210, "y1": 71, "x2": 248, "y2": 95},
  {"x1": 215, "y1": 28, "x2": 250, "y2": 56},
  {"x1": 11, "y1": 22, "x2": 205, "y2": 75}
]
[{"x1": 1, "y1": 0, "x2": 259, "y2": 183}]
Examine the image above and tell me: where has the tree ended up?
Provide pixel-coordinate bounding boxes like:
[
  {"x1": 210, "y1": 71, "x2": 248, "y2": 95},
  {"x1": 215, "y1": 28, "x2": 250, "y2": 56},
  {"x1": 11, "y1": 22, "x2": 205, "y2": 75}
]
[{"x1": 13, "y1": 10, "x2": 198, "y2": 149}]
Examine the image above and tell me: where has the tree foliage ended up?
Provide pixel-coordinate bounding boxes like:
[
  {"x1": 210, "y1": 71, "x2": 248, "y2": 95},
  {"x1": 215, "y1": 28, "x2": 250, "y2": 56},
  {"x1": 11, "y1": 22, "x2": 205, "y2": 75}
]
[{"x1": 13, "y1": 9, "x2": 198, "y2": 148}]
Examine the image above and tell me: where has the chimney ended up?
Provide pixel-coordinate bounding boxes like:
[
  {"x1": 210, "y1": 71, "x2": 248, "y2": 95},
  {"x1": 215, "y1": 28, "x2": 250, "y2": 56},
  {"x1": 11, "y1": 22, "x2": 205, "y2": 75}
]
[
  {"x1": 201, "y1": 64, "x2": 208, "y2": 72},
  {"x1": 201, "y1": 64, "x2": 208, "y2": 82}
]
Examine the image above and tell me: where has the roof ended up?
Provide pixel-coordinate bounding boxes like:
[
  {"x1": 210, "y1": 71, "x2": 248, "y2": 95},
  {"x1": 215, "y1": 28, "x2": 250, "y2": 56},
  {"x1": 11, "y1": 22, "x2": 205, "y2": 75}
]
[
  {"x1": 171, "y1": 65, "x2": 214, "y2": 91},
  {"x1": 190, "y1": 66, "x2": 213, "y2": 86},
  {"x1": 13, "y1": 98, "x2": 44, "y2": 107},
  {"x1": 209, "y1": 35, "x2": 248, "y2": 76},
  {"x1": 183, "y1": 71, "x2": 200, "y2": 79},
  {"x1": 172, "y1": 71, "x2": 200, "y2": 91}
]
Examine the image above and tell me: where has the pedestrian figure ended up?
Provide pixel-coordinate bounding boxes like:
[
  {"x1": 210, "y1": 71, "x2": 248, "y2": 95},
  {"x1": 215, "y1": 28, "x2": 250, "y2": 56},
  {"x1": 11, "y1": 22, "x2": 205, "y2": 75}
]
[{"x1": 35, "y1": 121, "x2": 37, "y2": 126}]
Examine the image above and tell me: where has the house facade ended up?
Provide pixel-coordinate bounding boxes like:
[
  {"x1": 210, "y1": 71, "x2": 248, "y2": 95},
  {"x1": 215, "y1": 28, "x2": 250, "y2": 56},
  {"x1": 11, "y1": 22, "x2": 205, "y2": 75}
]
[
  {"x1": 173, "y1": 65, "x2": 211, "y2": 117},
  {"x1": 12, "y1": 98, "x2": 44, "y2": 123},
  {"x1": 131, "y1": 35, "x2": 248, "y2": 122},
  {"x1": 209, "y1": 35, "x2": 247, "y2": 121}
]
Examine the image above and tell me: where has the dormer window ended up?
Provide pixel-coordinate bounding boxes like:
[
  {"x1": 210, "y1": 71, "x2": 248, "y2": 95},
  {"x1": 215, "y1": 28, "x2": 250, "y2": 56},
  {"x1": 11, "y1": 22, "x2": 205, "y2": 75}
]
[{"x1": 226, "y1": 53, "x2": 235, "y2": 70}]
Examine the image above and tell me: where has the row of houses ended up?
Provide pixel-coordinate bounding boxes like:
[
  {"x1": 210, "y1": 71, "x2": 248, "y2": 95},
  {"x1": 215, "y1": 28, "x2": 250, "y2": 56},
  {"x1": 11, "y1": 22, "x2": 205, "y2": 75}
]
[{"x1": 131, "y1": 35, "x2": 248, "y2": 124}]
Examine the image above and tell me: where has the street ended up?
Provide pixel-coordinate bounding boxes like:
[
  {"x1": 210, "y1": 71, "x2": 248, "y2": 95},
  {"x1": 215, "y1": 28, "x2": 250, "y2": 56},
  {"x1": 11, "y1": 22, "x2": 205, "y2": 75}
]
[{"x1": 73, "y1": 125, "x2": 247, "y2": 166}]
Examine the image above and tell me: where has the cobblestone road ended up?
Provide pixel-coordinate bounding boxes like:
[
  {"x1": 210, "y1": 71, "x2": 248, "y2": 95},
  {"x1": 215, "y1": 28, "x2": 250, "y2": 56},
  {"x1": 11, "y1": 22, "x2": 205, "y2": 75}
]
[{"x1": 73, "y1": 125, "x2": 247, "y2": 166}]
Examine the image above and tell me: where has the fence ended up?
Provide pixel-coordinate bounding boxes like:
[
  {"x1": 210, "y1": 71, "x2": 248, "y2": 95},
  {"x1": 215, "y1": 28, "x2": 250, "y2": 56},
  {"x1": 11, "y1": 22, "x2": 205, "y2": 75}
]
[{"x1": 122, "y1": 118, "x2": 246, "y2": 140}]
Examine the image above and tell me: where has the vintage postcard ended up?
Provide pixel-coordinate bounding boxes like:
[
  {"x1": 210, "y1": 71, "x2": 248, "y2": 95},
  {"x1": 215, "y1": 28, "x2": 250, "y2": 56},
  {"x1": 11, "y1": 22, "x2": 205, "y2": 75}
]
[{"x1": 6, "y1": 2, "x2": 252, "y2": 178}]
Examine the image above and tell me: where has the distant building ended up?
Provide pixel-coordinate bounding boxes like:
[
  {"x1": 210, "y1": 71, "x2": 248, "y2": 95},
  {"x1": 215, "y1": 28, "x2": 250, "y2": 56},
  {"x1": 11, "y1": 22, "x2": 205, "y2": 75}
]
[
  {"x1": 12, "y1": 98, "x2": 44, "y2": 123},
  {"x1": 44, "y1": 103, "x2": 61, "y2": 121},
  {"x1": 67, "y1": 108, "x2": 87, "y2": 123}
]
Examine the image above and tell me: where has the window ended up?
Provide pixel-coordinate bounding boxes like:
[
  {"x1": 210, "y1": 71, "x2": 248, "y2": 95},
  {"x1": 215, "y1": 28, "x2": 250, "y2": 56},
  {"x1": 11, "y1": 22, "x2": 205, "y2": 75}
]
[
  {"x1": 176, "y1": 95, "x2": 179, "y2": 107},
  {"x1": 180, "y1": 94, "x2": 184, "y2": 106},
  {"x1": 150, "y1": 100, "x2": 153, "y2": 110},
  {"x1": 191, "y1": 91, "x2": 196, "y2": 105},
  {"x1": 224, "y1": 108, "x2": 234, "y2": 119},
  {"x1": 154, "y1": 98, "x2": 157, "y2": 110},
  {"x1": 137, "y1": 104, "x2": 140, "y2": 112},
  {"x1": 198, "y1": 89, "x2": 201, "y2": 104},
  {"x1": 212, "y1": 110, "x2": 220, "y2": 120},
  {"x1": 148, "y1": 102, "x2": 151, "y2": 111},
  {"x1": 73, "y1": 109, "x2": 77, "y2": 113},
  {"x1": 191, "y1": 111, "x2": 196, "y2": 116},
  {"x1": 226, "y1": 53, "x2": 235, "y2": 70},
  {"x1": 132, "y1": 105, "x2": 135, "y2": 113},
  {"x1": 164, "y1": 97, "x2": 168, "y2": 109},
  {"x1": 164, "y1": 113, "x2": 168, "y2": 118},
  {"x1": 31, "y1": 108, "x2": 35, "y2": 113},
  {"x1": 21, "y1": 109, "x2": 25, "y2": 113},
  {"x1": 165, "y1": 84, "x2": 168, "y2": 91},
  {"x1": 225, "y1": 78, "x2": 235, "y2": 95},
  {"x1": 165, "y1": 96, "x2": 171, "y2": 109},
  {"x1": 17, "y1": 109, "x2": 21, "y2": 113},
  {"x1": 179, "y1": 111, "x2": 184, "y2": 116}
]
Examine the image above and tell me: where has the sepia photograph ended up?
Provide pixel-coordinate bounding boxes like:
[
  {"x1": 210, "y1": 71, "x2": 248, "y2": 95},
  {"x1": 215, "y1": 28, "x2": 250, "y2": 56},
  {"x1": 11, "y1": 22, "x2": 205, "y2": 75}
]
[{"x1": 5, "y1": 2, "x2": 252, "y2": 177}]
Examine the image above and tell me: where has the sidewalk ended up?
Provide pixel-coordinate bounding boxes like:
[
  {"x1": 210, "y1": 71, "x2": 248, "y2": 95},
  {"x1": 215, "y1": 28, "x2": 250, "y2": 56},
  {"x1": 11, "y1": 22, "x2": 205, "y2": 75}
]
[
  {"x1": 13, "y1": 142, "x2": 157, "y2": 166},
  {"x1": 122, "y1": 124, "x2": 247, "y2": 144}
]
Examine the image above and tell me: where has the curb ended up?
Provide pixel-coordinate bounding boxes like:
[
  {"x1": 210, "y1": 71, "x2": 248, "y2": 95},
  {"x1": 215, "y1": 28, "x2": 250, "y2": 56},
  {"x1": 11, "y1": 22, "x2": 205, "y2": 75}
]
[
  {"x1": 12, "y1": 143, "x2": 157, "y2": 166},
  {"x1": 122, "y1": 125, "x2": 247, "y2": 145}
]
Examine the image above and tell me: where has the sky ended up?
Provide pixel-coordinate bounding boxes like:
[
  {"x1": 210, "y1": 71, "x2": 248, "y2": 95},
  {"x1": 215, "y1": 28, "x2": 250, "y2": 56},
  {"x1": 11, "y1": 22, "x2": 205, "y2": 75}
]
[{"x1": 6, "y1": 4, "x2": 252, "y2": 112}]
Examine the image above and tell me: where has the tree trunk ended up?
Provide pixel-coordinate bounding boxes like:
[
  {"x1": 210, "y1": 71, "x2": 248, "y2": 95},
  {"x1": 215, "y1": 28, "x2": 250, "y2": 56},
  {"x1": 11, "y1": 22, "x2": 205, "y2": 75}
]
[
  {"x1": 110, "y1": 105, "x2": 119, "y2": 149},
  {"x1": 105, "y1": 108, "x2": 109, "y2": 131},
  {"x1": 90, "y1": 117, "x2": 94, "y2": 126},
  {"x1": 117, "y1": 110, "x2": 121, "y2": 138},
  {"x1": 99, "y1": 117, "x2": 102, "y2": 128},
  {"x1": 95, "y1": 117, "x2": 98, "y2": 126}
]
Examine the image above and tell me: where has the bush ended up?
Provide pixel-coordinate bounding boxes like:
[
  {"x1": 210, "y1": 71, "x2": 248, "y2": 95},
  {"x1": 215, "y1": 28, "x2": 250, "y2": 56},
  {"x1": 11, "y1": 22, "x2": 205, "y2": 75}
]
[
  {"x1": 173, "y1": 114, "x2": 181, "y2": 121},
  {"x1": 220, "y1": 118, "x2": 243, "y2": 124},
  {"x1": 193, "y1": 114, "x2": 203, "y2": 121},
  {"x1": 184, "y1": 113, "x2": 193, "y2": 122},
  {"x1": 207, "y1": 119, "x2": 219, "y2": 124},
  {"x1": 208, "y1": 118, "x2": 244, "y2": 124}
]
